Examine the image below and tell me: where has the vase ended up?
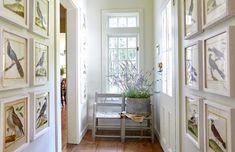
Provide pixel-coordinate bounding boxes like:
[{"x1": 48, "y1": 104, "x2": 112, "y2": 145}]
[{"x1": 126, "y1": 97, "x2": 151, "y2": 116}]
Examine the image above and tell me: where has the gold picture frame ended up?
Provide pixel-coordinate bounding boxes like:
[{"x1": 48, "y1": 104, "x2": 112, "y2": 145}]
[
  {"x1": 29, "y1": 0, "x2": 49, "y2": 38},
  {"x1": 203, "y1": 26, "x2": 235, "y2": 97},
  {"x1": 30, "y1": 91, "x2": 50, "y2": 141},
  {"x1": 203, "y1": 100, "x2": 235, "y2": 152},
  {"x1": 202, "y1": 0, "x2": 235, "y2": 29},
  {"x1": 183, "y1": 0, "x2": 202, "y2": 39},
  {"x1": 0, "y1": 0, "x2": 29, "y2": 28},
  {"x1": 185, "y1": 95, "x2": 204, "y2": 149},
  {"x1": 30, "y1": 39, "x2": 49, "y2": 86},
  {"x1": 0, "y1": 27, "x2": 29, "y2": 90},
  {"x1": 0, "y1": 94, "x2": 29, "y2": 152}
]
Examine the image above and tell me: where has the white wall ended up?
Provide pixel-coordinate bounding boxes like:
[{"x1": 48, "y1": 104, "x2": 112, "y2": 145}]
[
  {"x1": 0, "y1": 1, "x2": 56, "y2": 152},
  {"x1": 86, "y1": 0, "x2": 154, "y2": 126}
]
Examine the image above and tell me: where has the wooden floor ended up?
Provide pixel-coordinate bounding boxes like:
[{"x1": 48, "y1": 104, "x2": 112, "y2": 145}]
[{"x1": 62, "y1": 106, "x2": 163, "y2": 152}]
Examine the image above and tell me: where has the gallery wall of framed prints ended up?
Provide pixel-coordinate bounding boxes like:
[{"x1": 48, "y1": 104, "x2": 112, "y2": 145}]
[
  {"x1": 182, "y1": 0, "x2": 235, "y2": 151},
  {"x1": 0, "y1": 0, "x2": 51, "y2": 151}
]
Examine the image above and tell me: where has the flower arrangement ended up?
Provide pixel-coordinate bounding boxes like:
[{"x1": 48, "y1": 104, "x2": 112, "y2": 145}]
[{"x1": 108, "y1": 61, "x2": 155, "y2": 98}]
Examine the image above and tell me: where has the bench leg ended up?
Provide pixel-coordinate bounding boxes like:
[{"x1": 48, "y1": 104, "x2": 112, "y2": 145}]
[{"x1": 121, "y1": 116, "x2": 125, "y2": 143}]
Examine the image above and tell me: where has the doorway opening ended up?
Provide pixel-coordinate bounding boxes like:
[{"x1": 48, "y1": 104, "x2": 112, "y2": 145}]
[{"x1": 60, "y1": 4, "x2": 68, "y2": 151}]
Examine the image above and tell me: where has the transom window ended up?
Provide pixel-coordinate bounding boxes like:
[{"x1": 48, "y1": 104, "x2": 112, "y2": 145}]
[{"x1": 108, "y1": 16, "x2": 137, "y2": 28}]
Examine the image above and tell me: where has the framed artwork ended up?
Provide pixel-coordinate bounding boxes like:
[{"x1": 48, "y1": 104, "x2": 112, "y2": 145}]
[
  {"x1": 184, "y1": 41, "x2": 202, "y2": 90},
  {"x1": 0, "y1": 94, "x2": 29, "y2": 152},
  {"x1": 80, "y1": 10, "x2": 87, "y2": 104},
  {"x1": 30, "y1": 39, "x2": 49, "y2": 85},
  {"x1": 185, "y1": 95, "x2": 204, "y2": 149},
  {"x1": 202, "y1": 0, "x2": 235, "y2": 29},
  {"x1": 29, "y1": 0, "x2": 49, "y2": 38},
  {"x1": 0, "y1": 27, "x2": 29, "y2": 90},
  {"x1": 30, "y1": 91, "x2": 50, "y2": 140},
  {"x1": 0, "y1": 0, "x2": 29, "y2": 28},
  {"x1": 203, "y1": 26, "x2": 235, "y2": 97},
  {"x1": 204, "y1": 100, "x2": 235, "y2": 152},
  {"x1": 183, "y1": 0, "x2": 202, "y2": 39}
]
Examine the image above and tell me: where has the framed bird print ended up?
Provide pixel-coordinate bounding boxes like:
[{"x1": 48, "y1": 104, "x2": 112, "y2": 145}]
[
  {"x1": 183, "y1": 0, "x2": 202, "y2": 39},
  {"x1": 30, "y1": 91, "x2": 49, "y2": 140},
  {"x1": 29, "y1": 0, "x2": 49, "y2": 38},
  {"x1": 204, "y1": 100, "x2": 235, "y2": 152},
  {"x1": 203, "y1": 26, "x2": 235, "y2": 97},
  {"x1": 0, "y1": 94, "x2": 29, "y2": 152},
  {"x1": 184, "y1": 41, "x2": 202, "y2": 90},
  {"x1": 202, "y1": 0, "x2": 235, "y2": 29},
  {"x1": 0, "y1": 27, "x2": 29, "y2": 90},
  {"x1": 185, "y1": 95, "x2": 204, "y2": 149},
  {"x1": 0, "y1": 0, "x2": 29, "y2": 28},
  {"x1": 30, "y1": 39, "x2": 49, "y2": 85}
]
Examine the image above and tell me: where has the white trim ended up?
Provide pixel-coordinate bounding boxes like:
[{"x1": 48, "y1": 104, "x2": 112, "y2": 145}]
[{"x1": 101, "y1": 9, "x2": 144, "y2": 92}]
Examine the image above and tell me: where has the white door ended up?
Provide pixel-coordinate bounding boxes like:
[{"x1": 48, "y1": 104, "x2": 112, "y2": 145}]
[{"x1": 159, "y1": 0, "x2": 176, "y2": 152}]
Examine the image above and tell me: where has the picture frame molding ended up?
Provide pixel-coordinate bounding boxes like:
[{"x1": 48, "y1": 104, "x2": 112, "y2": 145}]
[
  {"x1": 203, "y1": 100, "x2": 235, "y2": 152},
  {"x1": 202, "y1": 0, "x2": 235, "y2": 29},
  {"x1": 29, "y1": 0, "x2": 50, "y2": 38},
  {"x1": 203, "y1": 26, "x2": 235, "y2": 97},
  {"x1": 0, "y1": 26, "x2": 29, "y2": 91},
  {"x1": 184, "y1": 94, "x2": 204, "y2": 150},
  {"x1": 30, "y1": 91, "x2": 50, "y2": 141},
  {"x1": 0, "y1": 94, "x2": 30, "y2": 152},
  {"x1": 184, "y1": 40, "x2": 203, "y2": 90},
  {"x1": 30, "y1": 38, "x2": 49, "y2": 86},
  {"x1": 0, "y1": 0, "x2": 29, "y2": 28},
  {"x1": 183, "y1": 0, "x2": 203, "y2": 39}
]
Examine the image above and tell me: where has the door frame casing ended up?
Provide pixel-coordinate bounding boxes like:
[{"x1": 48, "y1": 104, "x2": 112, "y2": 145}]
[{"x1": 55, "y1": 0, "x2": 80, "y2": 151}]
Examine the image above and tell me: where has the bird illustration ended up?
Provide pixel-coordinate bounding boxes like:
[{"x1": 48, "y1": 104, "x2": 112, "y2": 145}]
[
  {"x1": 7, "y1": 106, "x2": 24, "y2": 137},
  {"x1": 36, "y1": 2, "x2": 46, "y2": 29},
  {"x1": 208, "y1": 48, "x2": 224, "y2": 60},
  {"x1": 188, "y1": 0, "x2": 194, "y2": 16},
  {"x1": 207, "y1": 0, "x2": 217, "y2": 13},
  {"x1": 37, "y1": 98, "x2": 47, "y2": 122},
  {"x1": 187, "y1": 62, "x2": 197, "y2": 82},
  {"x1": 210, "y1": 119, "x2": 226, "y2": 149},
  {"x1": 209, "y1": 54, "x2": 225, "y2": 80},
  {"x1": 36, "y1": 52, "x2": 45, "y2": 68},
  {"x1": 7, "y1": 41, "x2": 24, "y2": 78}
]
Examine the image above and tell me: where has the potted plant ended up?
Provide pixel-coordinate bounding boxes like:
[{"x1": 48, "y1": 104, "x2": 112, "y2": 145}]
[{"x1": 108, "y1": 61, "x2": 155, "y2": 116}]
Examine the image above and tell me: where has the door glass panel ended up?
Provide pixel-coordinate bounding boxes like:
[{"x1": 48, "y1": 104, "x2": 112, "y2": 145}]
[{"x1": 161, "y1": 0, "x2": 173, "y2": 97}]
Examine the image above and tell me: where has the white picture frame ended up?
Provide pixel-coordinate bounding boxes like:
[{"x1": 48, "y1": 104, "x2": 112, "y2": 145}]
[
  {"x1": 29, "y1": 0, "x2": 49, "y2": 38},
  {"x1": 185, "y1": 95, "x2": 204, "y2": 150},
  {"x1": 30, "y1": 39, "x2": 49, "y2": 86},
  {"x1": 203, "y1": 26, "x2": 235, "y2": 97},
  {"x1": 30, "y1": 91, "x2": 50, "y2": 141},
  {"x1": 204, "y1": 100, "x2": 235, "y2": 152},
  {"x1": 202, "y1": 0, "x2": 235, "y2": 29},
  {"x1": 0, "y1": 94, "x2": 30, "y2": 152},
  {"x1": 0, "y1": 0, "x2": 29, "y2": 28},
  {"x1": 184, "y1": 41, "x2": 202, "y2": 90},
  {"x1": 0, "y1": 27, "x2": 29, "y2": 91},
  {"x1": 183, "y1": 0, "x2": 203, "y2": 39}
]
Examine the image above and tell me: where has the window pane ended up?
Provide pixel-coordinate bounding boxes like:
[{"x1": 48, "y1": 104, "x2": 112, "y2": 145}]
[
  {"x1": 128, "y1": 49, "x2": 136, "y2": 60},
  {"x1": 128, "y1": 37, "x2": 136, "y2": 48},
  {"x1": 109, "y1": 17, "x2": 118, "y2": 28},
  {"x1": 119, "y1": 49, "x2": 128, "y2": 60},
  {"x1": 128, "y1": 17, "x2": 137, "y2": 27},
  {"x1": 118, "y1": 17, "x2": 127, "y2": 27},
  {"x1": 109, "y1": 49, "x2": 118, "y2": 61},
  {"x1": 109, "y1": 37, "x2": 117, "y2": 48},
  {"x1": 118, "y1": 37, "x2": 127, "y2": 48}
]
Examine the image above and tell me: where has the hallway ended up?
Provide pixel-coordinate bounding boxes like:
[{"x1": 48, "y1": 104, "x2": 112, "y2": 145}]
[{"x1": 62, "y1": 107, "x2": 163, "y2": 152}]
